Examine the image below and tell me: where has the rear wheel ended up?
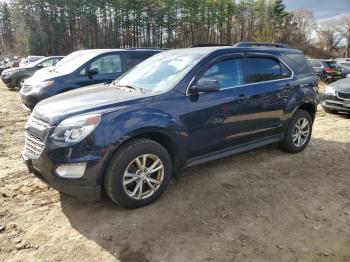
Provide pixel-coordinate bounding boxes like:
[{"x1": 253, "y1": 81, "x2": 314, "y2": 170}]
[
  {"x1": 280, "y1": 109, "x2": 313, "y2": 154},
  {"x1": 104, "y1": 139, "x2": 172, "y2": 208}
]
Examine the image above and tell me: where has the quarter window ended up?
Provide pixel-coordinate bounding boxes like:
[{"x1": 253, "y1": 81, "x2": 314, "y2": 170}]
[
  {"x1": 244, "y1": 57, "x2": 291, "y2": 84},
  {"x1": 199, "y1": 58, "x2": 243, "y2": 89},
  {"x1": 89, "y1": 54, "x2": 122, "y2": 75}
]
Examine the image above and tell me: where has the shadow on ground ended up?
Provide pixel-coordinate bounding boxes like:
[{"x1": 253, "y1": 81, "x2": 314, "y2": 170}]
[{"x1": 60, "y1": 138, "x2": 350, "y2": 262}]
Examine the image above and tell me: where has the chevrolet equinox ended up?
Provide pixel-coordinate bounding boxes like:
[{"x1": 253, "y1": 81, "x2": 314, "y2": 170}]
[{"x1": 23, "y1": 43, "x2": 319, "y2": 208}]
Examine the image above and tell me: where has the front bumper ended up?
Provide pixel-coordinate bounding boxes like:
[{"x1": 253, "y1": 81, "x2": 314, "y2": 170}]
[
  {"x1": 1, "y1": 76, "x2": 15, "y2": 88},
  {"x1": 22, "y1": 151, "x2": 102, "y2": 201},
  {"x1": 20, "y1": 91, "x2": 41, "y2": 111},
  {"x1": 321, "y1": 94, "x2": 350, "y2": 113}
]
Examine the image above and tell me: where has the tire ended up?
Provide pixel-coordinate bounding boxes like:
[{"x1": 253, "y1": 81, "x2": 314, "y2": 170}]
[
  {"x1": 104, "y1": 139, "x2": 172, "y2": 208},
  {"x1": 16, "y1": 77, "x2": 28, "y2": 89},
  {"x1": 280, "y1": 109, "x2": 313, "y2": 154}
]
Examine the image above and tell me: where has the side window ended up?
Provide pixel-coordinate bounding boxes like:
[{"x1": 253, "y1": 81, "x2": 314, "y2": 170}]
[
  {"x1": 124, "y1": 53, "x2": 152, "y2": 70},
  {"x1": 310, "y1": 61, "x2": 322, "y2": 68},
  {"x1": 283, "y1": 52, "x2": 314, "y2": 75},
  {"x1": 39, "y1": 58, "x2": 57, "y2": 68},
  {"x1": 199, "y1": 58, "x2": 243, "y2": 89},
  {"x1": 244, "y1": 57, "x2": 291, "y2": 84},
  {"x1": 89, "y1": 54, "x2": 122, "y2": 75}
]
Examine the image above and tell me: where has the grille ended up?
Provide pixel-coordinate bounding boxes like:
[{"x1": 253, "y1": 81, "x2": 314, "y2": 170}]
[
  {"x1": 338, "y1": 91, "x2": 350, "y2": 100},
  {"x1": 31, "y1": 116, "x2": 51, "y2": 130},
  {"x1": 24, "y1": 132, "x2": 45, "y2": 159}
]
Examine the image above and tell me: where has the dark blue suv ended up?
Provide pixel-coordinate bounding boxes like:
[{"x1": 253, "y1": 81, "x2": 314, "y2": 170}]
[
  {"x1": 23, "y1": 43, "x2": 319, "y2": 208},
  {"x1": 20, "y1": 48, "x2": 164, "y2": 110}
]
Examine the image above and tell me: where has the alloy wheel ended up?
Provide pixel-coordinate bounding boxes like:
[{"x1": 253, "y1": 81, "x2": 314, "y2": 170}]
[
  {"x1": 123, "y1": 154, "x2": 164, "y2": 200},
  {"x1": 292, "y1": 118, "x2": 310, "y2": 147}
]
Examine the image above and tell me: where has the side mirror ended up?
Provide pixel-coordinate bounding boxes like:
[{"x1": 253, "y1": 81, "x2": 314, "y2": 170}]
[
  {"x1": 190, "y1": 78, "x2": 220, "y2": 93},
  {"x1": 87, "y1": 68, "x2": 99, "y2": 78},
  {"x1": 37, "y1": 64, "x2": 44, "y2": 69}
]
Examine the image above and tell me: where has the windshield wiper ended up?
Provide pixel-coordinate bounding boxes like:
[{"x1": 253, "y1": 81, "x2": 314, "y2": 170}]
[{"x1": 116, "y1": 84, "x2": 143, "y2": 93}]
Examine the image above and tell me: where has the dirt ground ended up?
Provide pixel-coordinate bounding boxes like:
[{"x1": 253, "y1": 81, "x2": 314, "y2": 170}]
[{"x1": 0, "y1": 82, "x2": 350, "y2": 262}]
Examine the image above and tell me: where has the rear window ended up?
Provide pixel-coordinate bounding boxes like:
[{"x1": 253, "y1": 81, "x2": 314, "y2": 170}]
[
  {"x1": 124, "y1": 52, "x2": 154, "y2": 71},
  {"x1": 283, "y1": 53, "x2": 314, "y2": 75},
  {"x1": 244, "y1": 57, "x2": 292, "y2": 83}
]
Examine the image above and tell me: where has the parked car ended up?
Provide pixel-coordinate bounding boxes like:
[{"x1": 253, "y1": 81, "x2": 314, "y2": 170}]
[
  {"x1": 337, "y1": 61, "x2": 350, "y2": 76},
  {"x1": 20, "y1": 48, "x2": 164, "y2": 110},
  {"x1": 1, "y1": 56, "x2": 63, "y2": 89},
  {"x1": 308, "y1": 59, "x2": 345, "y2": 83},
  {"x1": 23, "y1": 43, "x2": 318, "y2": 208},
  {"x1": 321, "y1": 77, "x2": 350, "y2": 114},
  {"x1": 19, "y1": 56, "x2": 46, "y2": 67}
]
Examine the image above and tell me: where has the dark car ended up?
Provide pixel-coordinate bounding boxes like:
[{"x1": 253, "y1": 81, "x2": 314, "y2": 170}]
[
  {"x1": 23, "y1": 43, "x2": 318, "y2": 208},
  {"x1": 20, "y1": 49, "x2": 164, "y2": 110},
  {"x1": 308, "y1": 59, "x2": 345, "y2": 83},
  {"x1": 321, "y1": 78, "x2": 350, "y2": 114},
  {"x1": 1, "y1": 56, "x2": 64, "y2": 89},
  {"x1": 337, "y1": 62, "x2": 350, "y2": 76}
]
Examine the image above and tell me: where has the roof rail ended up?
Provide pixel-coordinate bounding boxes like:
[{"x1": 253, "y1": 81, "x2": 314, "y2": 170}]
[
  {"x1": 233, "y1": 42, "x2": 292, "y2": 48},
  {"x1": 192, "y1": 44, "x2": 230, "y2": 48},
  {"x1": 125, "y1": 47, "x2": 169, "y2": 51}
]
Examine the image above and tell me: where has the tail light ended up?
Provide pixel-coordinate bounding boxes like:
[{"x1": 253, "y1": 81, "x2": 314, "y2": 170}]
[{"x1": 324, "y1": 68, "x2": 335, "y2": 73}]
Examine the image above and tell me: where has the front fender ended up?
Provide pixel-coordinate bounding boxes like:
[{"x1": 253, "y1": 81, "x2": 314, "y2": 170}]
[{"x1": 95, "y1": 108, "x2": 189, "y2": 180}]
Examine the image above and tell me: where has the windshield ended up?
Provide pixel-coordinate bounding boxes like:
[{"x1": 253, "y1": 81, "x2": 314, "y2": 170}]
[
  {"x1": 28, "y1": 57, "x2": 49, "y2": 67},
  {"x1": 115, "y1": 51, "x2": 205, "y2": 94},
  {"x1": 54, "y1": 51, "x2": 100, "y2": 74}
]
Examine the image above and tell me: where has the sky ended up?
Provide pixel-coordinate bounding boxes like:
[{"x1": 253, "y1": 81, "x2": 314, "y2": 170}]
[{"x1": 284, "y1": 0, "x2": 350, "y2": 21}]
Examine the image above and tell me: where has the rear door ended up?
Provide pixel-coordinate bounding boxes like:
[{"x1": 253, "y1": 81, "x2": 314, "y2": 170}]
[{"x1": 220, "y1": 53, "x2": 294, "y2": 147}]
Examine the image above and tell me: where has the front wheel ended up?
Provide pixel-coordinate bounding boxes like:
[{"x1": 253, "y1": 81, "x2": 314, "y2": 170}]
[
  {"x1": 16, "y1": 77, "x2": 28, "y2": 89},
  {"x1": 280, "y1": 109, "x2": 313, "y2": 154},
  {"x1": 104, "y1": 139, "x2": 172, "y2": 208}
]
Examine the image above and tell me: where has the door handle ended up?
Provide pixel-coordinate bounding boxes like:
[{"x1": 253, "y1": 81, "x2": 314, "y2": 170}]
[{"x1": 237, "y1": 94, "x2": 247, "y2": 102}]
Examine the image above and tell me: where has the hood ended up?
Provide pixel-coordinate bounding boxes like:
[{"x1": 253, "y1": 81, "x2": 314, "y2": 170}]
[
  {"x1": 2, "y1": 67, "x2": 26, "y2": 74},
  {"x1": 33, "y1": 84, "x2": 153, "y2": 124},
  {"x1": 330, "y1": 78, "x2": 350, "y2": 92},
  {"x1": 25, "y1": 69, "x2": 66, "y2": 85}
]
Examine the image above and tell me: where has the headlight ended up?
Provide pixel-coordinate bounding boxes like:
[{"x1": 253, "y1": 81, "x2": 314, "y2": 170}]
[
  {"x1": 2, "y1": 70, "x2": 16, "y2": 77},
  {"x1": 324, "y1": 85, "x2": 336, "y2": 96},
  {"x1": 51, "y1": 114, "x2": 101, "y2": 143},
  {"x1": 35, "y1": 80, "x2": 55, "y2": 89}
]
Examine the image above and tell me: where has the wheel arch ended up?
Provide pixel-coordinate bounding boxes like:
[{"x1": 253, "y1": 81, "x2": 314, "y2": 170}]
[
  {"x1": 297, "y1": 102, "x2": 317, "y2": 121},
  {"x1": 99, "y1": 130, "x2": 185, "y2": 186}
]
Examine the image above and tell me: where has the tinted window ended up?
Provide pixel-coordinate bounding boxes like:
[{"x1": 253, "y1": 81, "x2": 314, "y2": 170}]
[
  {"x1": 200, "y1": 58, "x2": 243, "y2": 89},
  {"x1": 244, "y1": 57, "x2": 291, "y2": 83},
  {"x1": 310, "y1": 61, "x2": 322, "y2": 67},
  {"x1": 283, "y1": 53, "x2": 313, "y2": 75},
  {"x1": 89, "y1": 54, "x2": 122, "y2": 75},
  {"x1": 124, "y1": 53, "x2": 153, "y2": 70}
]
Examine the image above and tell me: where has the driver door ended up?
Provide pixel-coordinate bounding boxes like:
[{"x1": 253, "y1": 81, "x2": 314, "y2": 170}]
[
  {"x1": 184, "y1": 54, "x2": 244, "y2": 159},
  {"x1": 82, "y1": 53, "x2": 123, "y2": 86}
]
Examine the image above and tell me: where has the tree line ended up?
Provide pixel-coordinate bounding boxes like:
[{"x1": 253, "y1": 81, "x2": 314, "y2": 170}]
[{"x1": 0, "y1": 0, "x2": 348, "y2": 58}]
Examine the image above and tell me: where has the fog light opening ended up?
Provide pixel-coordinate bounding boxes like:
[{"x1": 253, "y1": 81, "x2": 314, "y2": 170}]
[{"x1": 56, "y1": 162, "x2": 87, "y2": 178}]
